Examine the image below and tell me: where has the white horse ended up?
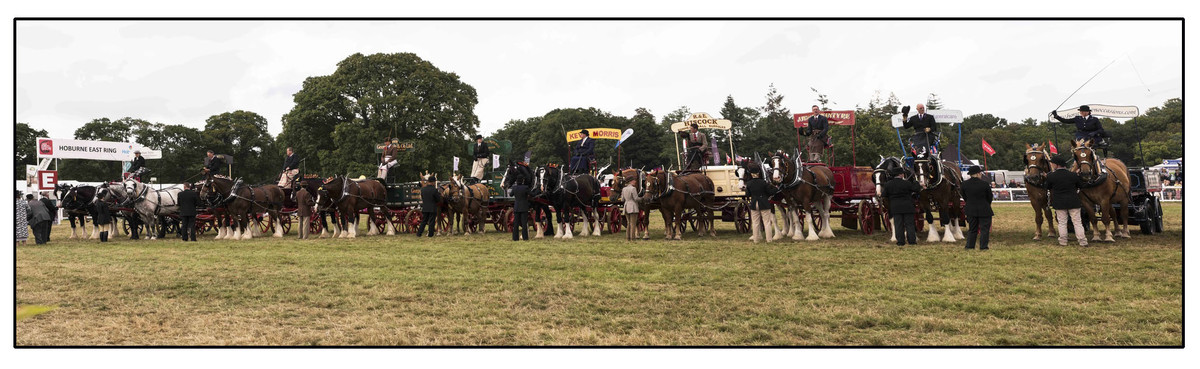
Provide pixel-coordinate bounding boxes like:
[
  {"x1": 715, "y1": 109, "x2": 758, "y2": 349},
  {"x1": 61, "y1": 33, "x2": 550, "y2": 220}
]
[{"x1": 123, "y1": 179, "x2": 184, "y2": 240}]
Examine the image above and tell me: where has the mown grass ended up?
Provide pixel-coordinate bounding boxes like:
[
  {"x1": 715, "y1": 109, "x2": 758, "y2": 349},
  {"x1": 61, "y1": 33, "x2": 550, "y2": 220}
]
[{"x1": 16, "y1": 203, "x2": 1182, "y2": 346}]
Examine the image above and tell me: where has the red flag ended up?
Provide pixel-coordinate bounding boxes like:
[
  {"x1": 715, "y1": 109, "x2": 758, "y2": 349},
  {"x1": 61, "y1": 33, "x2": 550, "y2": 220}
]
[
  {"x1": 1048, "y1": 140, "x2": 1059, "y2": 154},
  {"x1": 981, "y1": 138, "x2": 996, "y2": 156}
]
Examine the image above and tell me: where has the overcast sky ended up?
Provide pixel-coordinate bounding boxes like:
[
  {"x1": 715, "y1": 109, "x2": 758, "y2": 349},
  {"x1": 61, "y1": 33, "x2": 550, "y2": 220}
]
[{"x1": 16, "y1": 20, "x2": 1182, "y2": 140}]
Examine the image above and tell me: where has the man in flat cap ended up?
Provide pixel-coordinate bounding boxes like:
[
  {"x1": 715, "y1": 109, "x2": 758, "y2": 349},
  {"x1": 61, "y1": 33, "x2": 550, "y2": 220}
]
[
  {"x1": 1052, "y1": 105, "x2": 1110, "y2": 149},
  {"x1": 471, "y1": 135, "x2": 491, "y2": 182},
  {"x1": 960, "y1": 165, "x2": 994, "y2": 250},
  {"x1": 128, "y1": 150, "x2": 147, "y2": 182},
  {"x1": 1046, "y1": 155, "x2": 1088, "y2": 246},
  {"x1": 883, "y1": 166, "x2": 921, "y2": 246}
]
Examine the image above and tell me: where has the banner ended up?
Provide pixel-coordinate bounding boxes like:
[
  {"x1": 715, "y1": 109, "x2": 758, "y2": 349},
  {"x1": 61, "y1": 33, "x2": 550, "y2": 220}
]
[
  {"x1": 452, "y1": 156, "x2": 460, "y2": 172},
  {"x1": 890, "y1": 109, "x2": 964, "y2": 128},
  {"x1": 981, "y1": 138, "x2": 996, "y2": 156},
  {"x1": 374, "y1": 141, "x2": 416, "y2": 153},
  {"x1": 26, "y1": 165, "x2": 38, "y2": 187},
  {"x1": 567, "y1": 128, "x2": 622, "y2": 142},
  {"x1": 669, "y1": 113, "x2": 733, "y2": 132},
  {"x1": 793, "y1": 110, "x2": 856, "y2": 128},
  {"x1": 1052, "y1": 104, "x2": 1139, "y2": 119},
  {"x1": 614, "y1": 128, "x2": 634, "y2": 148},
  {"x1": 36, "y1": 137, "x2": 160, "y2": 161},
  {"x1": 1048, "y1": 141, "x2": 1059, "y2": 155},
  {"x1": 37, "y1": 170, "x2": 58, "y2": 190},
  {"x1": 492, "y1": 154, "x2": 500, "y2": 169}
]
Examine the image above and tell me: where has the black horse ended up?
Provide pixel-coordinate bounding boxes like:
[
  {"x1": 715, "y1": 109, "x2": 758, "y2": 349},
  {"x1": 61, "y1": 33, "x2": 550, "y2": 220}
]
[
  {"x1": 57, "y1": 184, "x2": 99, "y2": 239},
  {"x1": 500, "y1": 160, "x2": 554, "y2": 238},
  {"x1": 531, "y1": 164, "x2": 602, "y2": 239}
]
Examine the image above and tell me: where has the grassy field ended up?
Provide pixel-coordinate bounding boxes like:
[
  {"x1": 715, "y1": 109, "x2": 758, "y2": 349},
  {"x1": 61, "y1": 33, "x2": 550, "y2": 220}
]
[{"x1": 16, "y1": 203, "x2": 1182, "y2": 346}]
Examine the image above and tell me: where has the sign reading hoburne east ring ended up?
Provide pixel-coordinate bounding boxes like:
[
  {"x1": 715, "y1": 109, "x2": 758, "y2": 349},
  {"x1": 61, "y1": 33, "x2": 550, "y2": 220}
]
[
  {"x1": 566, "y1": 128, "x2": 623, "y2": 142},
  {"x1": 36, "y1": 137, "x2": 161, "y2": 161},
  {"x1": 793, "y1": 110, "x2": 856, "y2": 128},
  {"x1": 669, "y1": 113, "x2": 733, "y2": 132}
]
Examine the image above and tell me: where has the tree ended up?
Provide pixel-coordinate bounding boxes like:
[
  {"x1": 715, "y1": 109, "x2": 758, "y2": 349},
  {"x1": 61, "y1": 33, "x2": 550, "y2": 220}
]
[
  {"x1": 658, "y1": 106, "x2": 692, "y2": 168},
  {"x1": 278, "y1": 75, "x2": 352, "y2": 176},
  {"x1": 925, "y1": 93, "x2": 943, "y2": 110},
  {"x1": 741, "y1": 84, "x2": 794, "y2": 157},
  {"x1": 717, "y1": 96, "x2": 759, "y2": 161},
  {"x1": 289, "y1": 52, "x2": 479, "y2": 180},
  {"x1": 15, "y1": 123, "x2": 48, "y2": 180},
  {"x1": 203, "y1": 111, "x2": 276, "y2": 183},
  {"x1": 621, "y1": 107, "x2": 665, "y2": 169},
  {"x1": 811, "y1": 87, "x2": 834, "y2": 110}
]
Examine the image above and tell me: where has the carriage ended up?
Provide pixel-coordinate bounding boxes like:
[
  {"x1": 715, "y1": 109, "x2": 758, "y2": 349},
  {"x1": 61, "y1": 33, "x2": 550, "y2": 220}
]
[
  {"x1": 791, "y1": 110, "x2": 888, "y2": 234},
  {"x1": 1123, "y1": 167, "x2": 1165, "y2": 234},
  {"x1": 664, "y1": 113, "x2": 752, "y2": 233}
]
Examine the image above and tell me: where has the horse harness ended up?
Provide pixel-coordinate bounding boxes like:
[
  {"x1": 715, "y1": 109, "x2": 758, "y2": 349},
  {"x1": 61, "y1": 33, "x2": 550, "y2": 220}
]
[
  {"x1": 1024, "y1": 148, "x2": 1050, "y2": 189},
  {"x1": 777, "y1": 155, "x2": 834, "y2": 195},
  {"x1": 127, "y1": 181, "x2": 180, "y2": 216}
]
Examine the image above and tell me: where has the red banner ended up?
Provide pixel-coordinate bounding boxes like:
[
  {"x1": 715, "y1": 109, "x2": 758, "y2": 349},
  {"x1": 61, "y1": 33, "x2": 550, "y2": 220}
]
[
  {"x1": 1047, "y1": 141, "x2": 1059, "y2": 155},
  {"x1": 794, "y1": 110, "x2": 856, "y2": 128},
  {"x1": 981, "y1": 138, "x2": 996, "y2": 156}
]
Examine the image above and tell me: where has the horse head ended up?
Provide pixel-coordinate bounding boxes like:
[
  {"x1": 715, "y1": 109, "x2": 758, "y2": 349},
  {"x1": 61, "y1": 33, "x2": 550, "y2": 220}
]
[
  {"x1": 913, "y1": 148, "x2": 938, "y2": 189},
  {"x1": 1024, "y1": 142, "x2": 1051, "y2": 187},
  {"x1": 1071, "y1": 138, "x2": 1099, "y2": 182}
]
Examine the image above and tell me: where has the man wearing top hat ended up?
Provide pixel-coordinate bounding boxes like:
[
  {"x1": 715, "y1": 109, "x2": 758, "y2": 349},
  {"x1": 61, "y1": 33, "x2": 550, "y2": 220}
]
[
  {"x1": 378, "y1": 137, "x2": 400, "y2": 179},
  {"x1": 1052, "y1": 105, "x2": 1110, "y2": 146},
  {"x1": 883, "y1": 167, "x2": 921, "y2": 246},
  {"x1": 471, "y1": 135, "x2": 491, "y2": 182},
  {"x1": 1046, "y1": 155, "x2": 1089, "y2": 246},
  {"x1": 960, "y1": 165, "x2": 994, "y2": 250},
  {"x1": 571, "y1": 129, "x2": 595, "y2": 174}
]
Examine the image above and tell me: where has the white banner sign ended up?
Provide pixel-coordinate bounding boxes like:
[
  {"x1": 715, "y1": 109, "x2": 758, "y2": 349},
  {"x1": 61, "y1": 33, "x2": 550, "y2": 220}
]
[
  {"x1": 615, "y1": 128, "x2": 634, "y2": 148},
  {"x1": 492, "y1": 154, "x2": 500, "y2": 169},
  {"x1": 452, "y1": 156, "x2": 460, "y2": 172},
  {"x1": 35, "y1": 137, "x2": 161, "y2": 161},
  {"x1": 26, "y1": 165, "x2": 38, "y2": 187},
  {"x1": 1052, "y1": 104, "x2": 1139, "y2": 119},
  {"x1": 890, "y1": 109, "x2": 964, "y2": 128}
]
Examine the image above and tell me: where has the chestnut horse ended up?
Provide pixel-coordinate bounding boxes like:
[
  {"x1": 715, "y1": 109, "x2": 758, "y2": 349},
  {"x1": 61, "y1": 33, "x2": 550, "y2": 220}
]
[
  {"x1": 440, "y1": 174, "x2": 489, "y2": 235},
  {"x1": 317, "y1": 176, "x2": 393, "y2": 238},
  {"x1": 912, "y1": 149, "x2": 965, "y2": 242},
  {"x1": 1071, "y1": 139, "x2": 1132, "y2": 241},
  {"x1": 641, "y1": 170, "x2": 716, "y2": 240},
  {"x1": 1023, "y1": 142, "x2": 1057, "y2": 240},
  {"x1": 769, "y1": 152, "x2": 835, "y2": 241}
]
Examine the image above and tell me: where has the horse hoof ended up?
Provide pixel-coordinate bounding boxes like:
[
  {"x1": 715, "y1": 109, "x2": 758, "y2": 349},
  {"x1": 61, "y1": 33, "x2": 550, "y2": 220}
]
[
  {"x1": 1032, "y1": 236, "x2": 1041, "y2": 241},
  {"x1": 805, "y1": 235, "x2": 819, "y2": 241}
]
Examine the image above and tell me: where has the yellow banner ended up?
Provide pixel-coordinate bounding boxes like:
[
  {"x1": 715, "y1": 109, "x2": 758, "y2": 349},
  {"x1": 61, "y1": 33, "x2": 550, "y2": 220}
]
[{"x1": 566, "y1": 128, "x2": 623, "y2": 142}]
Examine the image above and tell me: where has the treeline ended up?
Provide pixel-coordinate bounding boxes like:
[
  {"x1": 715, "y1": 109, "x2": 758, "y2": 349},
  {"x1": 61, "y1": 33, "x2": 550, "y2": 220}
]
[{"x1": 15, "y1": 51, "x2": 1182, "y2": 183}]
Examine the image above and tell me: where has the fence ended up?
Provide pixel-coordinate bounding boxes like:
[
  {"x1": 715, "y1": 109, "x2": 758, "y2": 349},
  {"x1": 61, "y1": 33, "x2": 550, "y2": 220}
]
[{"x1": 990, "y1": 186, "x2": 1182, "y2": 202}]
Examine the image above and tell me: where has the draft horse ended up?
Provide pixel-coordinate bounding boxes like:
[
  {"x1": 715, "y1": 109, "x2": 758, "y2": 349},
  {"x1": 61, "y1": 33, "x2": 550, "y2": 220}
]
[
  {"x1": 440, "y1": 174, "x2": 490, "y2": 235},
  {"x1": 1071, "y1": 139, "x2": 1132, "y2": 242},
  {"x1": 57, "y1": 184, "x2": 98, "y2": 239},
  {"x1": 768, "y1": 151, "x2": 835, "y2": 241},
  {"x1": 912, "y1": 148, "x2": 965, "y2": 242},
  {"x1": 532, "y1": 164, "x2": 602, "y2": 239},
  {"x1": 316, "y1": 176, "x2": 393, "y2": 238},
  {"x1": 200, "y1": 177, "x2": 286, "y2": 240},
  {"x1": 501, "y1": 161, "x2": 554, "y2": 238},
  {"x1": 641, "y1": 169, "x2": 716, "y2": 240},
  {"x1": 1023, "y1": 142, "x2": 1057, "y2": 240}
]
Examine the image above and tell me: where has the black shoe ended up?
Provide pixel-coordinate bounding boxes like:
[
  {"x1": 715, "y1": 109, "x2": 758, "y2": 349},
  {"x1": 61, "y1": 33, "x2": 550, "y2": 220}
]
[
  {"x1": 980, "y1": 247, "x2": 989, "y2": 250},
  {"x1": 965, "y1": 246, "x2": 975, "y2": 250},
  {"x1": 896, "y1": 242, "x2": 905, "y2": 246}
]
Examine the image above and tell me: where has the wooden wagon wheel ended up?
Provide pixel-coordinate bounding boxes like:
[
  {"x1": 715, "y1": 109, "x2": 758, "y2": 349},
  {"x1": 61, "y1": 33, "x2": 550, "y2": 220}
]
[
  {"x1": 254, "y1": 213, "x2": 272, "y2": 234},
  {"x1": 121, "y1": 218, "x2": 131, "y2": 235},
  {"x1": 309, "y1": 214, "x2": 324, "y2": 235},
  {"x1": 386, "y1": 210, "x2": 405, "y2": 233},
  {"x1": 403, "y1": 210, "x2": 422, "y2": 233},
  {"x1": 858, "y1": 202, "x2": 875, "y2": 235},
  {"x1": 608, "y1": 207, "x2": 624, "y2": 234},
  {"x1": 280, "y1": 213, "x2": 293, "y2": 234},
  {"x1": 369, "y1": 210, "x2": 388, "y2": 234},
  {"x1": 734, "y1": 201, "x2": 751, "y2": 234},
  {"x1": 437, "y1": 211, "x2": 452, "y2": 234},
  {"x1": 637, "y1": 209, "x2": 650, "y2": 234},
  {"x1": 500, "y1": 208, "x2": 514, "y2": 233},
  {"x1": 196, "y1": 217, "x2": 211, "y2": 235}
]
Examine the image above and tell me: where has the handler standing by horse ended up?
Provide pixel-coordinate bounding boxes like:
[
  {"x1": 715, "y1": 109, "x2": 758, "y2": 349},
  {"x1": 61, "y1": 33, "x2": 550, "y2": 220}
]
[
  {"x1": 278, "y1": 147, "x2": 300, "y2": 189},
  {"x1": 416, "y1": 175, "x2": 442, "y2": 238},
  {"x1": 511, "y1": 179, "x2": 530, "y2": 242},
  {"x1": 961, "y1": 166, "x2": 994, "y2": 250},
  {"x1": 177, "y1": 183, "x2": 199, "y2": 242},
  {"x1": 621, "y1": 178, "x2": 640, "y2": 242},
  {"x1": 802, "y1": 105, "x2": 830, "y2": 162},
  {"x1": 884, "y1": 167, "x2": 921, "y2": 246},
  {"x1": 1046, "y1": 156, "x2": 1089, "y2": 247},
  {"x1": 746, "y1": 168, "x2": 778, "y2": 243}
]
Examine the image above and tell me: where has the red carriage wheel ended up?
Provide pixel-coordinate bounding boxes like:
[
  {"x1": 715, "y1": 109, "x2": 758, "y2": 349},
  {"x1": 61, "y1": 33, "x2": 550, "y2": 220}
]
[
  {"x1": 309, "y1": 214, "x2": 324, "y2": 235},
  {"x1": 437, "y1": 211, "x2": 452, "y2": 234},
  {"x1": 638, "y1": 210, "x2": 650, "y2": 233},
  {"x1": 609, "y1": 207, "x2": 623, "y2": 234},
  {"x1": 596, "y1": 207, "x2": 610, "y2": 233},
  {"x1": 879, "y1": 200, "x2": 893, "y2": 235},
  {"x1": 255, "y1": 214, "x2": 272, "y2": 234},
  {"x1": 369, "y1": 211, "x2": 388, "y2": 234},
  {"x1": 403, "y1": 210, "x2": 421, "y2": 233},
  {"x1": 387, "y1": 210, "x2": 406, "y2": 233},
  {"x1": 734, "y1": 201, "x2": 751, "y2": 234},
  {"x1": 858, "y1": 202, "x2": 875, "y2": 235},
  {"x1": 280, "y1": 213, "x2": 293, "y2": 234},
  {"x1": 501, "y1": 208, "x2": 514, "y2": 232}
]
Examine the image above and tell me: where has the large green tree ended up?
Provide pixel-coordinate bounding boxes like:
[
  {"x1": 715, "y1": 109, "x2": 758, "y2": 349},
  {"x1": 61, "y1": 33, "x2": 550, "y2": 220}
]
[
  {"x1": 203, "y1": 110, "x2": 276, "y2": 183},
  {"x1": 281, "y1": 52, "x2": 479, "y2": 180},
  {"x1": 620, "y1": 107, "x2": 665, "y2": 169},
  {"x1": 16, "y1": 123, "x2": 48, "y2": 180}
]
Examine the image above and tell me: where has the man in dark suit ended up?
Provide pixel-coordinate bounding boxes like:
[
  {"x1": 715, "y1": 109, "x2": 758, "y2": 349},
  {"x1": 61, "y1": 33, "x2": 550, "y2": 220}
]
[
  {"x1": 511, "y1": 181, "x2": 530, "y2": 241},
  {"x1": 177, "y1": 183, "x2": 199, "y2": 241},
  {"x1": 471, "y1": 135, "x2": 492, "y2": 182},
  {"x1": 684, "y1": 124, "x2": 710, "y2": 171},
  {"x1": 1052, "y1": 105, "x2": 1109, "y2": 145},
  {"x1": 903, "y1": 104, "x2": 938, "y2": 153},
  {"x1": 802, "y1": 105, "x2": 830, "y2": 162},
  {"x1": 128, "y1": 150, "x2": 147, "y2": 181},
  {"x1": 571, "y1": 129, "x2": 595, "y2": 174},
  {"x1": 203, "y1": 150, "x2": 225, "y2": 181},
  {"x1": 883, "y1": 167, "x2": 921, "y2": 246},
  {"x1": 960, "y1": 166, "x2": 994, "y2": 250},
  {"x1": 27, "y1": 194, "x2": 52, "y2": 244},
  {"x1": 1046, "y1": 156, "x2": 1088, "y2": 246},
  {"x1": 416, "y1": 175, "x2": 443, "y2": 237},
  {"x1": 746, "y1": 169, "x2": 778, "y2": 243},
  {"x1": 278, "y1": 147, "x2": 300, "y2": 188}
]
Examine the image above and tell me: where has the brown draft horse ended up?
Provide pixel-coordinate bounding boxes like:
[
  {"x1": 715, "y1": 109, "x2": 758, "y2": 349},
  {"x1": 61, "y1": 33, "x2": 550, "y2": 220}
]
[
  {"x1": 641, "y1": 169, "x2": 716, "y2": 240},
  {"x1": 912, "y1": 149, "x2": 965, "y2": 242},
  {"x1": 614, "y1": 168, "x2": 656, "y2": 240},
  {"x1": 318, "y1": 176, "x2": 393, "y2": 238},
  {"x1": 440, "y1": 174, "x2": 489, "y2": 235},
  {"x1": 200, "y1": 177, "x2": 286, "y2": 240},
  {"x1": 1071, "y1": 139, "x2": 1132, "y2": 241},
  {"x1": 1023, "y1": 142, "x2": 1057, "y2": 240},
  {"x1": 768, "y1": 152, "x2": 835, "y2": 241}
]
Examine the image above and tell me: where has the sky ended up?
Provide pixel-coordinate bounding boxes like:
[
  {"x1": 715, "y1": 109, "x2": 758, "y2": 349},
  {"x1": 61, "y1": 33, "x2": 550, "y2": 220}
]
[{"x1": 16, "y1": 20, "x2": 1183, "y2": 140}]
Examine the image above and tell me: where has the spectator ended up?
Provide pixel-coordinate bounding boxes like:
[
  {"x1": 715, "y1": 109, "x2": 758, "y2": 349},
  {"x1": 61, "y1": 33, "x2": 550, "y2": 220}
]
[
  {"x1": 26, "y1": 194, "x2": 51, "y2": 245},
  {"x1": 16, "y1": 191, "x2": 29, "y2": 246},
  {"x1": 93, "y1": 197, "x2": 112, "y2": 242},
  {"x1": 746, "y1": 168, "x2": 778, "y2": 243}
]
